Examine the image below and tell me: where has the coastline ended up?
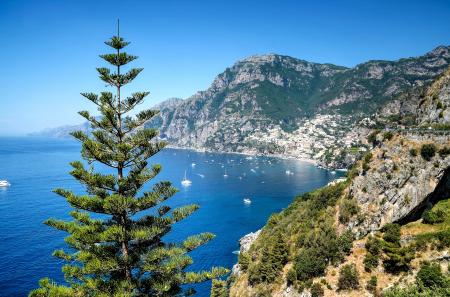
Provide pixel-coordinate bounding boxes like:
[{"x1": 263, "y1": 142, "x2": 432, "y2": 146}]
[{"x1": 166, "y1": 144, "x2": 319, "y2": 167}]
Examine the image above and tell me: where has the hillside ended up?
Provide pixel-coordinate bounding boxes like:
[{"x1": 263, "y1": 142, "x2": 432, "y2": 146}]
[
  {"x1": 148, "y1": 46, "x2": 450, "y2": 168},
  {"x1": 221, "y1": 65, "x2": 450, "y2": 297},
  {"x1": 32, "y1": 46, "x2": 450, "y2": 169}
]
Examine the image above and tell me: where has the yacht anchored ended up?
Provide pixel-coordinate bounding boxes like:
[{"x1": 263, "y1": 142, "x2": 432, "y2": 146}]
[
  {"x1": 243, "y1": 198, "x2": 251, "y2": 204},
  {"x1": 181, "y1": 170, "x2": 192, "y2": 187},
  {"x1": 223, "y1": 169, "x2": 228, "y2": 178}
]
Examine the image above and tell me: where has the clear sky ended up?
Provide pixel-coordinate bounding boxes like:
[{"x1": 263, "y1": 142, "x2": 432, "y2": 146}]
[{"x1": 1, "y1": 0, "x2": 449, "y2": 135}]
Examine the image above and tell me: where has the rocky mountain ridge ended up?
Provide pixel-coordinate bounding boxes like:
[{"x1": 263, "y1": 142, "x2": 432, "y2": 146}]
[
  {"x1": 225, "y1": 63, "x2": 450, "y2": 297},
  {"x1": 31, "y1": 46, "x2": 450, "y2": 169}
]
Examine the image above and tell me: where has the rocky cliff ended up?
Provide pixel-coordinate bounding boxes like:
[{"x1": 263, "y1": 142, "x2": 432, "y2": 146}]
[
  {"x1": 226, "y1": 64, "x2": 450, "y2": 297},
  {"x1": 34, "y1": 46, "x2": 450, "y2": 169},
  {"x1": 149, "y1": 46, "x2": 450, "y2": 169}
]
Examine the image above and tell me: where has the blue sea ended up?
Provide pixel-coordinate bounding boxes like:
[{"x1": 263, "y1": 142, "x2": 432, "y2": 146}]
[{"x1": 0, "y1": 137, "x2": 343, "y2": 296}]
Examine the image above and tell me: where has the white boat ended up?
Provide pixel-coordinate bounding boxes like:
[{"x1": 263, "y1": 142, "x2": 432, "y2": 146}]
[
  {"x1": 223, "y1": 169, "x2": 228, "y2": 178},
  {"x1": 243, "y1": 198, "x2": 251, "y2": 204},
  {"x1": 191, "y1": 162, "x2": 196, "y2": 167},
  {"x1": 181, "y1": 170, "x2": 192, "y2": 187},
  {"x1": 196, "y1": 173, "x2": 205, "y2": 178},
  {"x1": 285, "y1": 170, "x2": 294, "y2": 175},
  {"x1": 0, "y1": 180, "x2": 10, "y2": 187}
]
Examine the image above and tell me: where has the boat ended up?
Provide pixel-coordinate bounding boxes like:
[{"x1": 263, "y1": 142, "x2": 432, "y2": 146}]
[
  {"x1": 285, "y1": 170, "x2": 294, "y2": 175},
  {"x1": 196, "y1": 173, "x2": 205, "y2": 178},
  {"x1": 243, "y1": 198, "x2": 251, "y2": 204},
  {"x1": 181, "y1": 170, "x2": 192, "y2": 187},
  {"x1": 0, "y1": 180, "x2": 10, "y2": 187},
  {"x1": 223, "y1": 169, "x2": 228, "y2": 178},
  {"x1": 191, "y1": 162, "x2": 196, "y2": 167}
]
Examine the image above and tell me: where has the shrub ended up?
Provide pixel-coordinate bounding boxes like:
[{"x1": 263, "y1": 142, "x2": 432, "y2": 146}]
[
  {"x1": 337, "y1": 231, "x2": 354, "y2": 256},
  {"x1": 339, "y1": 199, "x2": 360, "y2": 223},
  {"x1": 439, "y1": 147, "x2": 450, "y2": 158},
  {"x1": 310, "y1": 282, "x2": 324, "y2": 297},
  {"x1": 416, "y1": 262, "x2": 449, "y2": 289},
  {"x1": 422, "y1": 209, "x2": 445, "y2": 225},
  {"x1": 383, "y1": 131, "x2": 394, "y2": 141},
  {"x1": 363, "y1": 252, "x2": 379, "y2": 272},
  {"x1": 365, "y1": 236, "x2": 382, "y2": 255},
  {"x1": 247, "y1": 234, "x2": 288, "y2": 284},
  {"x1": 367, "y1": 130, "x2": 380, "y2": 147},
  {"x1": 364, "y1": 152, "x2": 373, "y2": 163},
  {"x1": 286, "y1": 269, "x2": 297, "y2": 286},
  {"x1": 337, "y1": 264, "x2": 359, "y2": 290},
  {"x1": 366, "y1": 275, "x2": 378, "y2": 294},
  {"x1": 420, "y1": 143, "x2": 437, "y2": 161},
  {"x1": 437, "y1": 101, "x2": 444, "y2": 109},
  {"x1": 294, "y1": 248, "x2": 327, "y2": 281},
  {"x1": 383, "y1": 223, "x2": 401, "y2": 245},
  {"x1": 409, "y1": 148, "x2": 418, "y2": 157},
  {"x1": 238, "y1": 252, "x2": 250, "y2": 271},
  {"x1": 210, "y1": 279, "x2": 228, "y2": 297},
  {"x1": 383, "y1": 246, "x2": 415, "y2": 273}
]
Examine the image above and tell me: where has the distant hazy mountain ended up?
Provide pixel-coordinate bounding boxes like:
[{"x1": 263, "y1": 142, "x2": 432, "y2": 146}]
[{"x1": 28, "y1": 121, "x2": 92, "y2": 139}]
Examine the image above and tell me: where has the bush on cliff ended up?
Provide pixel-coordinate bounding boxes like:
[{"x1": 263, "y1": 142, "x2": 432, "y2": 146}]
[
  {"x1": 337, "y1": 264, "x2": 359, "y2": 291},
  {"x1": 420, "y1": 143, "x2": 437, "y2": 161},
  {"x1": 422, "y1": 209, "x2": 445, "y2": 225}
]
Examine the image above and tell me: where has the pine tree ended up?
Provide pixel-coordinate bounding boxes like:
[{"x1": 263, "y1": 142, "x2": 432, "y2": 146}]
[{"x1": 30, "y1": 24, "x2": 227, "y2": 297}]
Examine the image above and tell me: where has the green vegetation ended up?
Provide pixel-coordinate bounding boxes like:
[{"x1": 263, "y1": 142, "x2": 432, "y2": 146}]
[
  {"x1": 362, "y1": 152, "x2": 373, "y2": 175},
  {"x1": 245, "y1": 181, "x2": 351, "y2": 289},
  {"x1": 413, "y1": 198, "x2": 450, "y2": 250},
  {"x1": 366, "y1": 275, "x2": 378, "y2": 295},
  {"x1": 210, "y1": 280, "x2": 229, "y2": 297},
  {"x1": 238, "y1": 252, "x2": 251, "y2": 271},
  {"x1": 339, "y1": 197, "x2": 360, "y2": 223},
  {"x1": 383, "y1": 223, "x2": 401, "y2": 244},
  {"x1": 383, "y1": 131, "x2": 394, "y2": 141},
  {"x1": 410, "y1": 148, "x2": 418, "y2": 157},
  {"x1": 337, "y1": 264, "x2": 359, "y2": 291},
  {"x1": 422, "y1": 209, "x2": 446, "y2": 224},
  {"x1": 310, "y1": 282, "x2": 324, "y2": 297},
  {"x1": 248, "y1": 234, "x2": 288, "y2": 284},
  {"x1": 30, "y1": 30, "x2": 226, "y2": 297},
  {"x1": 368, "y1": 130, "x2": 380, "y2": 147},
  {"x1": 420, "y1": 144, "x2": 437, "y2": 161},
  {"x1": 383, "y1": 262, "x2": 450, "y2": 297},
  {"x1": 416, "y1": 262, "x2": 449, "y2": 290},
  {"x1": 364, "y1": 236, "x2": 382, "y2": 272}
]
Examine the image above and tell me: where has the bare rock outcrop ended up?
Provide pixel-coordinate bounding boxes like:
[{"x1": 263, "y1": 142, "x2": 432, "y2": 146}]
[{"x1": 348, "y1": 134, "x2": 450, "y2": 237}]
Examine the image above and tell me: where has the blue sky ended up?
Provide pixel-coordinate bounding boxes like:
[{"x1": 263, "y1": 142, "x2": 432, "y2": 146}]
[{"x1": 1, "y1": 0, "x2": 449, "y2": 135}]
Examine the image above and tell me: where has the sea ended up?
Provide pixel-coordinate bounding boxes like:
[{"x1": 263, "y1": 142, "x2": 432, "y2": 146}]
[{"x1": 0, "y1": 137, "x2": 344, "y2": 296}]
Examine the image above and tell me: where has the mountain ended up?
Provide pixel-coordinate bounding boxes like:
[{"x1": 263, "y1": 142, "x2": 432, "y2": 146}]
[
  {"x1": 149, "y1": 46, "x2": 450, "y2": 167},
  {"x1": 225, "y1": 65, "x2": 450, "y2": 297},
  {"x1": 32, "y1": 46, "x2": 450, "y2": 168},
  {"x1": 28, "y1": 121, "x2": 92, "y2": 138}
]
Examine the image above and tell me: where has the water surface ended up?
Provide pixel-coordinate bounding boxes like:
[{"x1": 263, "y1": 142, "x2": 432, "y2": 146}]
[{"x1": 0, "y1": 137, "x2": 343, "y2": 296}]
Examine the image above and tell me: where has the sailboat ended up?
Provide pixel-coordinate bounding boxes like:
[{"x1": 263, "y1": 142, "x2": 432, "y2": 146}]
[
  {"x1": 0, "y1": 180, "x2": 10, "y2": 187},
  {"x1": 223, "y1": 169, "x2": 228, "y2": 178},
  {"x1": 181, "y1": 170, "x2": 192, "y2": 187}
]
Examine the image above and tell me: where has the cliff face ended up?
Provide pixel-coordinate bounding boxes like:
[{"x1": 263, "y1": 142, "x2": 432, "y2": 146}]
[
  {"x1": 32, "y1": 47, "x2": 450, "y2": 169},
  {"x1": 227, "y1": 64, "x2": 450, "y2": 297},
  {"x1": 348, "y1": 134, "x2": 450, "y2": 238},
  {"x1": 418, "y1": 66, "x2": 450, "y2": 125},
  {"x1": 150, "y1": 46, "x2": 450, "y2": 167}
]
